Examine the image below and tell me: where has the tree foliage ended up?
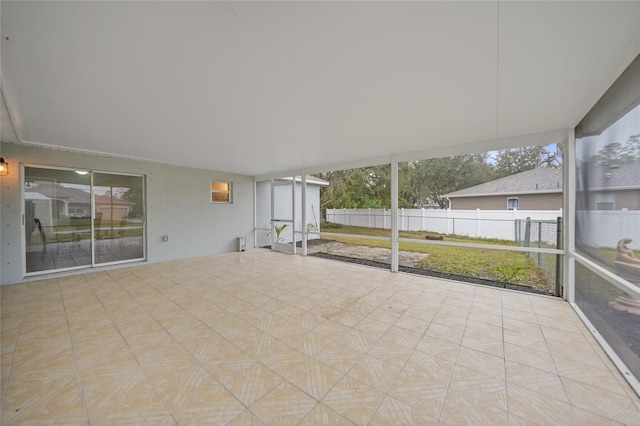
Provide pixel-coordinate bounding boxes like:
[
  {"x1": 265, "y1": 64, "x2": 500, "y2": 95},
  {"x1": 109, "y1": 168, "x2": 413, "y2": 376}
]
[
  {"x1": 493, "y1": 145, "x2": 561, "y2": 178},
  {"x1": 588, "y1": 134, "x2": 640, "y2": 166},
  {"x1": 318, "y1": 144, "x2": 563, "y2": 212},
  {"x1": 402, "y1": 154, "x2": 494, "y2": 208},
  {"x1": 318, "y1": 165, "x2": 396, "y2": 211}
]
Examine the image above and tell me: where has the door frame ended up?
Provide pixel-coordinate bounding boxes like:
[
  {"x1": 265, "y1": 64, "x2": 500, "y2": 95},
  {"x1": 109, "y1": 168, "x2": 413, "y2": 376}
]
[
  {"x1": 21, "y1": 163, "x2": 147, "y2": 277},
  {"x1": 270, "y1": 178, "x2": 296, "y2": 254}
]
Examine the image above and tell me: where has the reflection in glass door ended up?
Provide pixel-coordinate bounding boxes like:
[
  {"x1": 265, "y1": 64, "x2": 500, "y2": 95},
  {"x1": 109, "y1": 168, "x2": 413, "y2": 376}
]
[
  {"x1": 25, "y1": 167, "x2": 93, "y2": 272},
  {"x1": 93, "y1": 172, "x2": 144, "y2": 265},
  {"x1": 24, "y1": 166, "x2": 145, "y2": 274}
]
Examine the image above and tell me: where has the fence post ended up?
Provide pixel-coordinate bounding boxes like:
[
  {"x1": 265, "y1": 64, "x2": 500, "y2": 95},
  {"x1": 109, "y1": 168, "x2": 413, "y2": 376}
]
[
  {"x1": 537, "y1": 222, "x2": 542, "y2": 267},
  {"x1": 524, "y1": 217, "x2": 531, "y2": 256},
  {"x1": 555, "y1": 216, "x2": 562, "y2": 297},
  {"x1": 475, "y1": 208, "x2": 481, "y2": 238}
]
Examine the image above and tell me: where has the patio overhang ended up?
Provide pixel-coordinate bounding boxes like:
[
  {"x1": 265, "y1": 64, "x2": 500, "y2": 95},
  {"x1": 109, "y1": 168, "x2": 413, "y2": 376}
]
[{"x1": 2, "y1": 1, "x2": 639, "y2": 177}]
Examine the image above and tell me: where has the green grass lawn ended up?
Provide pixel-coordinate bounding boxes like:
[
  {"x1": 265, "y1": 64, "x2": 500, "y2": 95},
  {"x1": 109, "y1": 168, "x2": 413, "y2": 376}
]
[
  {"x1": 322, "y1": 223, "x2": 519, "y2": 245},
  {"x1": 581, "y1": 245, "x2": 640, "y2": 267},
  {"x1": 29, "y1": 221, "x2": 144, "y2": 244},
  {"x1": 321, "y1": 224, "x2": 549, "y2": 289}
]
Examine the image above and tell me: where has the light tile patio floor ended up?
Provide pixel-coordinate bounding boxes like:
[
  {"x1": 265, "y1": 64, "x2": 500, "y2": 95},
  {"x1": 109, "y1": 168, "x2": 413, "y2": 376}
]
[{"x1": 1, "y1": 249, "x2": 639, "y2": 425}]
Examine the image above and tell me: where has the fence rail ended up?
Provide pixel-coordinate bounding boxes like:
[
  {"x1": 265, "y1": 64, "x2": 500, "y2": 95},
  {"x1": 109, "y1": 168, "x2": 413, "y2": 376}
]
[
  {"x1": 326, "y1": 208, "x2": 563, "y2": 241},
  {"x1": 325, "y1": 208, "x2": 639, "y2": 295},
  {"x1": 326, "y1": 208, "x2": 640, "y2": 248}
]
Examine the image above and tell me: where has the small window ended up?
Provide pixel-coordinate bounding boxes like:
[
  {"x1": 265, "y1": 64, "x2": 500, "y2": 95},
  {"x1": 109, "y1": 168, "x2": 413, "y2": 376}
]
[
  {"x1": 211, "y1": 181, "x2": 232, "y2": 203},
  {"x1": 596, "y1": 201, "x2": 614, "y2": 210},
  {"x1": 595, "y1": 193, "x2": 614, "y2": 210},
  {"x1": 507, "y1": 197, "x2": 519, "y2": 210}
]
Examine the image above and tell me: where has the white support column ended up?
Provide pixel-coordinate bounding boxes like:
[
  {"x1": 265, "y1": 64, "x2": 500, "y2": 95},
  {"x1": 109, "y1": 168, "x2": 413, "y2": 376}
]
[
  {"x1": 301, "y1": 174, "x2": 307, "y2": 256},
  {"x1": 253, "y1": 180, "x2": 257, "y2": 248},
  {"x1": 270, "y1": 179, "x2": 275, "y2": 246},
  {"x1": 391, "y1": 160, "x2": 399, "y2": 272},
  {"x1": 292, "y1": 177, "x2": 296, "y2": 255},
  {"x1": 564, "y1": 129, "x2": 576, "y2": 302}
]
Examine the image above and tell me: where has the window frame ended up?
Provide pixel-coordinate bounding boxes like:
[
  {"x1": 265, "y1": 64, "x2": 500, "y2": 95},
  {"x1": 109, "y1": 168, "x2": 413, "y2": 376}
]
[
  {"x1": 22, "y1": 164, "x2": 146, "y2": 276},
  {"x1": 595, "y1": 193, "x2": 615, "y2": 210},
  {"x1": 595, "y1": 201, "x2": 615, "y2": 210},
  {"x1": 507, "y1": 197, "x2": 519, "y2": 210},
  {"x1": 210, "y1": 180, "x2": 232, "y2": 204}
]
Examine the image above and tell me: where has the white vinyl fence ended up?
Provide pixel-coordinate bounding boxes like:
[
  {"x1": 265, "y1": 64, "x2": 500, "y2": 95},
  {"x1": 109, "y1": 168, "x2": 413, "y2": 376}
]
[
  {"x1": 326, "y1": 208, "x2": 640, "y2": 248},
  {"x1": 326, "y1": 208, "x2": 561, "y2": 242},
  {"x1": 577, "y1": 209, "x2": 640, "y2": 248}
]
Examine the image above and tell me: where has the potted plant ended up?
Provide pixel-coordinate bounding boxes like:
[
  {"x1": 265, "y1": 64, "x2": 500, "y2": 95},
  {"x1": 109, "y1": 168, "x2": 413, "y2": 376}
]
[{"x1": 272, "y1": 223, "x2": 288, "y2": 242}]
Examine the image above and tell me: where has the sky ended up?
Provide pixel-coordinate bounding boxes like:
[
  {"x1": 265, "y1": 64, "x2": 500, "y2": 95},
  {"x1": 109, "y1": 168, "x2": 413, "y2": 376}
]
[{"x1": 578, "y1": 102, "x2": 640, "y2": 160}]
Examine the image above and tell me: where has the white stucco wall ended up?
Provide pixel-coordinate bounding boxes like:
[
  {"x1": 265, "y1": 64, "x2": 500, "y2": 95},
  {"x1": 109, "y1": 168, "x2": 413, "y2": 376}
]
[
  {"x1": 255, "y1": 180, "x2": 322, "y2": 247},
  {"x1": 0, "y1": 143, "x2": 255, "y2": 285}
]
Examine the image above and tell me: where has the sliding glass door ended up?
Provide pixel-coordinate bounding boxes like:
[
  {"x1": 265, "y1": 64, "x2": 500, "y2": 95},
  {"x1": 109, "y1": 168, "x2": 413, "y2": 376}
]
[
  {"x1": 93, "y1": 172, "x2": 145, "y2": 265},
  {"x1": 25, "y1": 167, "x2": 93, "y2": 272},
  {"x1": 24, "y1": 166, "x2": 145, "y2": 274}
]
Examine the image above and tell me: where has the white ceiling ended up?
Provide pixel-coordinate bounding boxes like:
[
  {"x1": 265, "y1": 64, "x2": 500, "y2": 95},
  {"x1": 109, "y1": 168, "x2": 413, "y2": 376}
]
[{"x1": 1, "y1": 1, "x2": 639, "y2": 177}]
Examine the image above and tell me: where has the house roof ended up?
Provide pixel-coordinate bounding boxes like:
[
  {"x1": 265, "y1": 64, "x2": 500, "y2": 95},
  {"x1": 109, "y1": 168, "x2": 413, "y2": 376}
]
[
  {"x1": 579, "y1": 163, "x2": 640, "y2": 190},
  {"x1": 2, "y1": 2, "x2": 639, "y2": 178},
  {"x1": 445, "y1": 168, "x2": 563, "y2": 198},
  {"x1": 446, "y1": 163, "x2": 640, "y2": 198},
  {"x1": 26, "y1": 185, "x2": 128, "y2": 205},
  {"x1": 24, "y1": 192, "x2": 50, "y2": 200}
]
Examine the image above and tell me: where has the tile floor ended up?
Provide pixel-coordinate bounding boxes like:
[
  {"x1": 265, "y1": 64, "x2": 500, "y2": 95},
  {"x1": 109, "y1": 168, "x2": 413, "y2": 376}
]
[{"x1": 1, "y1": 249, "x2": 639, "y2": 425}]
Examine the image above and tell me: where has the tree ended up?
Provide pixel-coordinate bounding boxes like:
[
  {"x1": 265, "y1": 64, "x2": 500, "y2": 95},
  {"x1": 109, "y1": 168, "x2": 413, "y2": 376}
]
[
  {"x1": 318, "y1": 167, "x2": 385, "y2": 212},
  {"x1": 319, "y1": 164, "x2": 420, "y2": 213},
  {"x1": 619, "y1": 134, "x2": 640, "y2": 163},
  {"x1": 319, "y1": 143, "x2": 562, "y2": 213},
  {"x1": 121, "y1": 187, "x2": 144, "y2": 217},
  {"x1": 588, "y1": 135, "x2": 640, "y2": 166},
  {"x1": 404, "y1": 154, "x2": 494, "y2": 209},
  {"x1": 493, "y1": 145, "x2": 561, "y2": 177}
]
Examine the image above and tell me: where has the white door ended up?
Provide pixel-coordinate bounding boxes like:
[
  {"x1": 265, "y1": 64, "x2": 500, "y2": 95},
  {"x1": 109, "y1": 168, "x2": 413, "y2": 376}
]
[{"x1": 271, "y1": 179, "x2": 296, "y2": 254}]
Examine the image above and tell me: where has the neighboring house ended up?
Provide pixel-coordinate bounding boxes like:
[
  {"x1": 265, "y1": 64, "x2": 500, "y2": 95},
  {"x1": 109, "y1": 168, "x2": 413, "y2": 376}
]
[
  {"x1": 444, "y1": 168, "x2": 563, "y2": 210},
  {"x1": 445, "y1": 164, "x2": 640, "y2": 210},
  {"x1": 577, "y1": 163, "x2": 640, "y2": 210},
  {"x1": 25, "y1": 184, "x2": 131, "y2": 236}
]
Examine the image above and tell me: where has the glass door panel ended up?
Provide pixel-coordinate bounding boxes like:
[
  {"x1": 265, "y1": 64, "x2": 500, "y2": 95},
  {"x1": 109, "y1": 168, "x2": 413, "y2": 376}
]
[
  {"x1": 25, "y1": 167, "x2": 93, "y2": 272},
  {"x1": 271, "y1": 180, "x2": 295, "y2": 254},
  {"x1": 93, "y1": 172, "x2": 144, "y2": 265}
]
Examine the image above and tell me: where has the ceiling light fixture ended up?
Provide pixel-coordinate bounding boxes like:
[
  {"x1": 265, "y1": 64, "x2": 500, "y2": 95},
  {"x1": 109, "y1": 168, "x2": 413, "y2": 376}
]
[
  {"x1": 75, "y1": 170, "x2": 89, "y2": 175},
  {"x1": 0, "y1": 157, "x2": 8, "y2": 176}
]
